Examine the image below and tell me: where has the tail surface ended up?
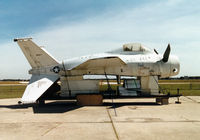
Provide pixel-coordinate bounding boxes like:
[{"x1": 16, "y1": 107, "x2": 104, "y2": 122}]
[
  {"x1": 14, "y1": 38, "x2": 58, "y2": 68},
  {"x1": 20, "y1": 74, "x2": 59, "y2": 104},
  {"x1": 14, "y1": 38, "x2": 60, "y2": 104}
]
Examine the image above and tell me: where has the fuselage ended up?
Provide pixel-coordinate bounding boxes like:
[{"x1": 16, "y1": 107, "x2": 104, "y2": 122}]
[{"x1": 60, "y1": 48, "x2": 180, "y2": 78}]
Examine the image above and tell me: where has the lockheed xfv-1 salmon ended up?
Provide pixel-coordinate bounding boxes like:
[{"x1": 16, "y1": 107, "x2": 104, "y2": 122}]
[{"x1": 14, "y1": 38, "x2": 180, "y2": 104}]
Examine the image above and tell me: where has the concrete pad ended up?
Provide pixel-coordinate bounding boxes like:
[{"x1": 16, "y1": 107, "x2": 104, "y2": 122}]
[
  {"x1": 43, "y1": 123, "x2": 116, "y2": 140},
  {"x1": 0, "y1": 122, "x2": 59, "y2": 140},
  {"x1": 184, "y1": 96, "x2": 200, "y2": 103},
  {"x1": 0, "y1": 97, "x2": 199, "y2": 140},
  {"x1": 114, "y1": 122, "x2": 200, "y2": 140}
]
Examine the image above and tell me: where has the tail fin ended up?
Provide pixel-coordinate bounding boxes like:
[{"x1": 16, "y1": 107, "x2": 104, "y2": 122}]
[
  {"x1": 14, "y1": 38, "x2": 60, "y2": 104},
  {"x1": 14, "y1": 38, "x2": 58, "y2": 68}
]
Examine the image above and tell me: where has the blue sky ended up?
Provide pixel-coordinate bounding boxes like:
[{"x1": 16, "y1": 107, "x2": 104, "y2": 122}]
[
  {"x1": 0, "y1": 0, "x2": 200, "y2": 79},
  {"x1": 0, "y1": 0, "x2": 147, "y2": 42}
]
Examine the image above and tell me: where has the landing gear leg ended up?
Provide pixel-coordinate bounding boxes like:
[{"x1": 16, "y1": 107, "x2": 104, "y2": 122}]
[{"x1": 116, "y1": 75, "x2": 121, "y2": 96}]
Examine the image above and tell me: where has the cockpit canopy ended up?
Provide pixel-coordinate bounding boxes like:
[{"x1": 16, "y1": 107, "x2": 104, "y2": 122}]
[
  {"x1": 123, "y1": 43, "x2": 148, "y2": 52},
  {"x1": 108, "y1": 43, "x2": 152, "y2": 54}
]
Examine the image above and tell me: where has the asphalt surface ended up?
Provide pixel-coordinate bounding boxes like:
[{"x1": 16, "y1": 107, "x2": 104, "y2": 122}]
[{"x1": 0, "y1": 96, "x2": 199, "y2": 140}]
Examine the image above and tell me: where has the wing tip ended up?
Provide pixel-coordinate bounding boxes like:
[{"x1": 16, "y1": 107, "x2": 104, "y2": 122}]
[{"x1": 14, "y1": 37, "x2": 33, "y2": 42}]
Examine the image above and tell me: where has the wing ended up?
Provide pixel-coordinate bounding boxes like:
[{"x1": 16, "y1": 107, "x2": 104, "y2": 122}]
[{"x1": 71, "y1": 56, "x2": 126, "y2": 70}]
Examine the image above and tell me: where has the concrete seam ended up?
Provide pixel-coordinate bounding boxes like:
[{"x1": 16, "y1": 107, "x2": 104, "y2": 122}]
[
  {"x1": 41, "y1": 122, "x2": 62, "y2": 136},
  {"x1": 184, "y1": 96, "x2": 198, "y2": 103},
  {"x1": 106, "y1": 108, "x2": 119, "y2": 140}
]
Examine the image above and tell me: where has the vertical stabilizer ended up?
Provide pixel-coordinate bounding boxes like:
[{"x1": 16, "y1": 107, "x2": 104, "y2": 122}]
[{"x1": 14, "y1": 38, "x2": 58, "y2": 68}]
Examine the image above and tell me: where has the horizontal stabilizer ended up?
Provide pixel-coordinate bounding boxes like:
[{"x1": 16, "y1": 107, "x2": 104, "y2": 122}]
[{"x1": 21, "y1": 74, "x2": 59, "y2": 104}]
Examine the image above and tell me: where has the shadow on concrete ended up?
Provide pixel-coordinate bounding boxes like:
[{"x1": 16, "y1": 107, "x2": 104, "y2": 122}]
[
  {"x1": 0, "y1": 104, "x2": 34, "y2": 109},
  {"x1": 0, "y1": 101, "x2": 82, "y2": 114},
  {"x1": 103, "y1": 102, "x2": 159, "y2": 109},
  {"x1": 32, "y1": 101, "x2": 81, "y2": 114},
  {"x1": 0, "y1": 101, "x2": 159, "y2": 113}
]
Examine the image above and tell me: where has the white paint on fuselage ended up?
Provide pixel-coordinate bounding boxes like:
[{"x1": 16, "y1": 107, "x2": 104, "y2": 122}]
[{"x1": 61, "y1": 48, "x2": 180, "y2": 78}]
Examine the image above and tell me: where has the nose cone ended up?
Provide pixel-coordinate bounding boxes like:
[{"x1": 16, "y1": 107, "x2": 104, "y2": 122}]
[{"x1": 170, "y1": 55, "x2": 180, "y2": 76}]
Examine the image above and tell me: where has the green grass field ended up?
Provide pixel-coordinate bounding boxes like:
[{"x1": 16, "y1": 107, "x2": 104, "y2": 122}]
[
  {"x1": 159, "y1": 79, "x2": 200, "y2": 96},
  {"x1": 100, "y1": 79, "x2": 200, "y2": 96},
  {"x1": 0, "y1": 85, "x2": 26, "y2": 99},
  {"x1": 0, "y1": 79, "x2": 200, "y2": 99}
]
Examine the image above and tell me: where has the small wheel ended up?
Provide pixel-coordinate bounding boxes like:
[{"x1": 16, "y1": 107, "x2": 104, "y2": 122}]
[{"x1": 18, "y1": 101, "x2": 22, "y2": 104}]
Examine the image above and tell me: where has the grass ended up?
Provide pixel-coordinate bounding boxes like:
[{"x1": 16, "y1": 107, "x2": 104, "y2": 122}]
[
  {"x1": 159, "y1": 80, "x2": 200, "y2": 96},
  {"x1": 0, "y1": 81, "x2": 20, "y2": 84},
  {"x1": 0, "y1": 79, "x2": 200, "y2": 99},
  {"x1": 159, "y1": 79, "x2": 200, "y2": 83},
  {"x1": 100, "y1": 80, "x2": 200, "y2": 96},
  {"x1": 0, "y1": 85, "x2": 26, "y2": 99}
]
